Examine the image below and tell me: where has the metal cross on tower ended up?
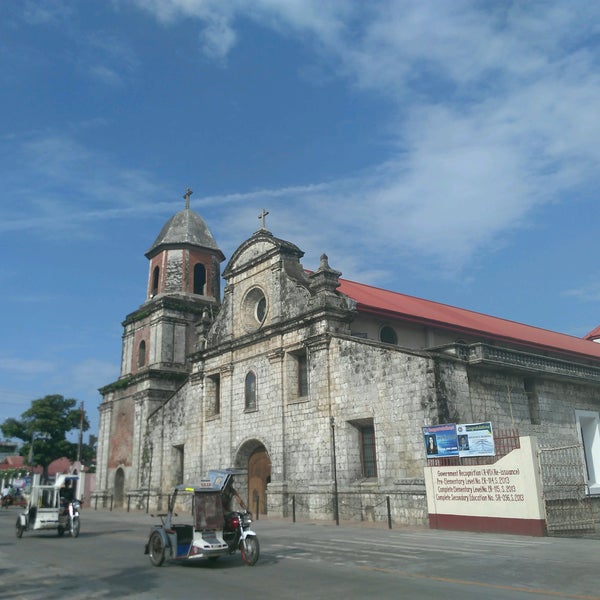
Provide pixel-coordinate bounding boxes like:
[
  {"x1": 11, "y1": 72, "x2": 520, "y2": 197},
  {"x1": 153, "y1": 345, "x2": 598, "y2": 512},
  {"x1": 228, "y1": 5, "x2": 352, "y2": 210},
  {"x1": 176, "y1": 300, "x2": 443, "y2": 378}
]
[{"x1": 183, "y1": 187, "x2": 193, "y2": 210}]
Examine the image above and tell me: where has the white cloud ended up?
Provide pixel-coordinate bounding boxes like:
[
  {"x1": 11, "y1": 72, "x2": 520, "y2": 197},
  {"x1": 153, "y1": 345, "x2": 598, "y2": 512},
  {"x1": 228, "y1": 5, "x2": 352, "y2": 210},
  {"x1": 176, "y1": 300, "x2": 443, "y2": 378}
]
[
  {"x1": 198, "y1": 14, "x2": 237, "y2": 61},
  {"x1": 563, "y1": 280, "x2": 600, "y2": 303},
  {"x1": 5, "y1": 2, "x2": 600, "y2": 282},
  {"x1": 123, "y1": 1, "x2": 600, "y2": 279},
  {"x1": 88, "y1": 64, "x2": 123, "y2": 86},
  {"x1": 68, "y1": 359, "x2": 120, "y2": 392},
  {"x1": 0, "y1": 131, "x2": 171, "y2": 236},
  {"x1": 20, "y1": 0, "x2": 72, "y2": 25},
  {"x1": 83, "y1": 34, "x2": 138, "y2": 86},
  {"x1": 0, "y1": 357, "x2": 55, "y2": 376}
]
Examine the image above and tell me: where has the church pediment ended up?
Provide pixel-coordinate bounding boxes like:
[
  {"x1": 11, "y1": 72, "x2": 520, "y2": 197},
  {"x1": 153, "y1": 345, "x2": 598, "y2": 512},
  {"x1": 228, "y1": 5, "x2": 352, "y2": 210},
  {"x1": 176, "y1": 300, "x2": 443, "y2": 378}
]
[
  {"x1": 207, "y1": 229, "x2": 354, "y2": 346},
  {"x1": 222, "y1": 230, "x2": 304, "y2": 280}
]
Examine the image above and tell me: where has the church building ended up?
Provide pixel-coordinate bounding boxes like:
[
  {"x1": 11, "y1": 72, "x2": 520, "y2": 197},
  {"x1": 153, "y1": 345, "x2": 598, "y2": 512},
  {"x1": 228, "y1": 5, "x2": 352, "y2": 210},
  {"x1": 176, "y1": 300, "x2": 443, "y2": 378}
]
[{"x1": 96, "y1": 192, "x2": 600, "y2": 526}]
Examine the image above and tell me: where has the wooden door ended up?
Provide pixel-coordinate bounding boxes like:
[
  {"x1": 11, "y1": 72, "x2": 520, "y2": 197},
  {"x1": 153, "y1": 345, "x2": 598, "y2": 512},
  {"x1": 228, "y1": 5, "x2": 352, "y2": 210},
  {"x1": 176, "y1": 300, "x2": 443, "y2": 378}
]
[{"x1": 247, "y1": 446, "x2": 271, "y2": 515}]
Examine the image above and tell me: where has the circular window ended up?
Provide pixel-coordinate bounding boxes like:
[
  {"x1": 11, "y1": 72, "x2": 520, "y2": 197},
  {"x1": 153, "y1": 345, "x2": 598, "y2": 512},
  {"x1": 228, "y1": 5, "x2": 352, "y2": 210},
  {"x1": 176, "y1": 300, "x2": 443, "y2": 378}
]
[
  {"x1": 379, "y1": 325, "x2": 398, "y2": 345},
  {"x1": 256, "y1": 296, "x2": 266, "y2": 322},
  {"x1": 242, "y1": 287, "x2": 268, "y2": 331}
]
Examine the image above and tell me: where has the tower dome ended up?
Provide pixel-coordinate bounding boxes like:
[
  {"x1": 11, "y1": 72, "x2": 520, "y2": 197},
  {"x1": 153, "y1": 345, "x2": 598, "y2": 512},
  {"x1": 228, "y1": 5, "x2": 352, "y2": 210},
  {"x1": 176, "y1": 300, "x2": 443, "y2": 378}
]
[
  {"x1": 146, "y1": 189, "x2": 223, "y2": 259},
  {"x1": 144, "y1": 188, "x2": 224, "y2": 301}
]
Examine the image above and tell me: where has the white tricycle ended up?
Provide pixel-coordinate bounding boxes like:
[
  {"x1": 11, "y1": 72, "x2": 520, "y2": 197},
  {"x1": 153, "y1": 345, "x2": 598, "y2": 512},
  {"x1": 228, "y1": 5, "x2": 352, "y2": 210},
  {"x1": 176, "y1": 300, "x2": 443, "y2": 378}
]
[{"x1": 16, "y1": 473, "x2": 81, "y2": 539}]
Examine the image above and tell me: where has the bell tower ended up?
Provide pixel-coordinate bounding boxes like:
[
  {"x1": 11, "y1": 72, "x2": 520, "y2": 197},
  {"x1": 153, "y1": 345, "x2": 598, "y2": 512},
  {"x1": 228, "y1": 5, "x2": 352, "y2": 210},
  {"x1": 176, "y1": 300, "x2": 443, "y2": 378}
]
[
  {"x1": 145, "y1": 187, "x2": 224, "y2": 304},
  {"x1": 97, "y1": 189, "x2": 224, "y2": 503},
  {"x1": 119, "y1": 187, "x2": 225, "y2": 376}
]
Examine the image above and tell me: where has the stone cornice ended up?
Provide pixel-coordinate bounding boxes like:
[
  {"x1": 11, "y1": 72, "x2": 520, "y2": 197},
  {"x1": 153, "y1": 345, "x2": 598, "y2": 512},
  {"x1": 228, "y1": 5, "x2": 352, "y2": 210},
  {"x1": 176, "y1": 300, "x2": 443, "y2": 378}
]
[
  {"x1": 98, "y1": 369, "x2": 189, "y2": 394},
  {"x1": 122, "y1": 295, "x2": 214, "y2": 326},
  {"x1": 436, "y1": 342, "x2": 600, "y2": 384}
]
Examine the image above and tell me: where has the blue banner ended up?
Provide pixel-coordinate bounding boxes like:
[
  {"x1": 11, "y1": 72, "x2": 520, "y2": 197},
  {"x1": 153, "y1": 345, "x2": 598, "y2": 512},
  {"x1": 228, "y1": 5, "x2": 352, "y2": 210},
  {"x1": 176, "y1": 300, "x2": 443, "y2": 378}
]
[{"x1": 422, "y1": 423, "x2": 459, "y2": 457}]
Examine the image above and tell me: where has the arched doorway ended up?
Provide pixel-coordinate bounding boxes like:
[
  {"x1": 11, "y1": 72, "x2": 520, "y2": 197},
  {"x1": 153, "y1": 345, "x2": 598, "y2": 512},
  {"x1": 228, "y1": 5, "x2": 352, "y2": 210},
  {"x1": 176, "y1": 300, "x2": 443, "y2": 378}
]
[
  {"x1": 114, "y1": 468, "x2": 125, "y2": 508},
  {"x1": 235, "y1": 441, "x2": 271, "y2": 516},
  {"x1": 248, "y1": 445, "x2": 271, "y2": 515}
]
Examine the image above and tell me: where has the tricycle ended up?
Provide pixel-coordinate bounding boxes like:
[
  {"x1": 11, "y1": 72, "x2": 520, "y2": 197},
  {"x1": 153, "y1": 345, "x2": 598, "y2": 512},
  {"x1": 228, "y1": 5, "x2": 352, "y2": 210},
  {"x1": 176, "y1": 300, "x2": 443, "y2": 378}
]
[
  {"x1": 144, "y1": 469, "x2": 259, "y2": 567},
  {"x1": 16, "y1": 473, "x2": 81, "y2": 538}
]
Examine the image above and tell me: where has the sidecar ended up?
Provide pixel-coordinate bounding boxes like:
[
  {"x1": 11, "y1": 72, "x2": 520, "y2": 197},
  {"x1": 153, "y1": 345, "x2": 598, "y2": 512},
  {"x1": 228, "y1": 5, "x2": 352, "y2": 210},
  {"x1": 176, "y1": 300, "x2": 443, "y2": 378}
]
[
  {"x1": 16, "y1": 473, "x2": 80, "y2": 538},
  {"x1": 144, "y1": 469, "x2": 249, "y2": 566}
]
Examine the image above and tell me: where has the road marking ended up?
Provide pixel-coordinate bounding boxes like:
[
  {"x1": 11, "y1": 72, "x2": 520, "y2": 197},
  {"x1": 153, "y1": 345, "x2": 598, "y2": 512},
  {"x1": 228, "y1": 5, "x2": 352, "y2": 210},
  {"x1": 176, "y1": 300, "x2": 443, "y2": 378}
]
[
  {"x1": 270, "y1": 542, "x2": 415, "y2": 559},
  {"x1": 364, "y1": 566, "x2": 600, "y2": 600}
]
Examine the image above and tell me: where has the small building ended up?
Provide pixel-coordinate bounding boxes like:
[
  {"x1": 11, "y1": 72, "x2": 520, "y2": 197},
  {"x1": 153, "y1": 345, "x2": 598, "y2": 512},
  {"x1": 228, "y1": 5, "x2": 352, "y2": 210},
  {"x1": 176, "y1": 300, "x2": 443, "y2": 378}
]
[
  {"x1": 0, "y1": 441, "x2": 19, "y2": 462},
  {"x1": 96, "y1": 197, "x2": 600, "y2": 530}
]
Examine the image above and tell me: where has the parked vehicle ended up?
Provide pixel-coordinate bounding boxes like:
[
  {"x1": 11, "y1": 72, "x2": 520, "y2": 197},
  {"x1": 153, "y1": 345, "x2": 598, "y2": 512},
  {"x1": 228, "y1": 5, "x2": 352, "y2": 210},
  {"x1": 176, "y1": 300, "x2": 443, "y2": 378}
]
[
  {"x1": 145, "y1": 469, "x2": 259, "y2": 567},
  {"x1": 15, "y1": 474, "x2": 81, "y2": 538}
]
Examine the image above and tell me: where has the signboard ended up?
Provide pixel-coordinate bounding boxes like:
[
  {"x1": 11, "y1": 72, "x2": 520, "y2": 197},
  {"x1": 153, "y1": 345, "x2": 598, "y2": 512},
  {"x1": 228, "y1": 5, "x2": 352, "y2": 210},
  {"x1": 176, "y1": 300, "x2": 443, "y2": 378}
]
[
  {"x1": 423, "y1": 421, "x2": 496, "y2": 458},
  {"x1": 424, "y1": 437, "x2": 546, "y2": 536},
  {"x1": 422, "y1": 424, "x2": 458, "y2": 457},
  {"x1": 457, "y1": 421, "x2": 495, "y2": 457}
]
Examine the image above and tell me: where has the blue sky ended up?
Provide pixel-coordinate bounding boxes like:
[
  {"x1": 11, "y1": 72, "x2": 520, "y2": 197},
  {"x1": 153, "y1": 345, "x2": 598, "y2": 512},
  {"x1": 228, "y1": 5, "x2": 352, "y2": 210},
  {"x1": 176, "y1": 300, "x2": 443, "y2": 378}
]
[{"x1": 2, "y1": 1, "x2": 600, "y2": 442}]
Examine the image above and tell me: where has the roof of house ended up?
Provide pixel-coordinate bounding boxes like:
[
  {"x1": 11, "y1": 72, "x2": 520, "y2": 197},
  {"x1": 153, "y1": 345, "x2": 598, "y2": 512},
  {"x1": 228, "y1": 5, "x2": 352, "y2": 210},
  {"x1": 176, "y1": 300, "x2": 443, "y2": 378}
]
[
  {"x1": 338, "y1": 278, "x2": 600, "y2": 361},
  {"x1": 47, "y1": 457, "x2": 73, "y2": 476},
  {"x1": 0, "y1": 455, "x2": 26, "y2": 470},
  {"x1": 584, "y1": 325, "x2": 600, "y2": 341},
  {"x1": 0, "y1": 456, "x2": 74, "y2": 475}
]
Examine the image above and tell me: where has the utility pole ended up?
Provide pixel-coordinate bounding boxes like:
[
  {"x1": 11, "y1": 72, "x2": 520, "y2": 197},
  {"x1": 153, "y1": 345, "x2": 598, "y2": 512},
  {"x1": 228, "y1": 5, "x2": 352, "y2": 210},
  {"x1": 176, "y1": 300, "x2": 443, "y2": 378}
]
[
  {"x1": 76, "y1": 402, "x2": 84, "y2": 463},
  {"x1": 330, "y1": 417, "x2": 339, "y2": 526},
  {"x1": 27, "y1": 431, "x2": 35, "y2": 464}
]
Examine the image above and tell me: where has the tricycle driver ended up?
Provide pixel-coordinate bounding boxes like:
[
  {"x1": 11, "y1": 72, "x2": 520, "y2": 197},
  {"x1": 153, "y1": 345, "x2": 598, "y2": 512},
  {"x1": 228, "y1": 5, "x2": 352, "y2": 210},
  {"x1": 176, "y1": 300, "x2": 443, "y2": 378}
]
[
  {"x1": 59, "y1": 479, "x2": 75, "y2": 518},
  {"x1": 222, "y1": 480, "x2": 247, "y2": 514}
]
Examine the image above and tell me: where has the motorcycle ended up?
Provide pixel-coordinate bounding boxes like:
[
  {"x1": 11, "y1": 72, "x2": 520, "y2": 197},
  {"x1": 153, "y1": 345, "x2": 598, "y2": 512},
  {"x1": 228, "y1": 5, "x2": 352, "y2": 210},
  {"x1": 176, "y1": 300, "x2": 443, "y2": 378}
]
[
  {"x1": 16, "y1": 474, "x2": 81, "y2": 539},
  {"x1": 2, "y1": 493, "x2": 14, "y2": 509},
  {"x1": 58, "y1": 499, "x2": 81, "y2": 538},
  {"x1": 145, "y1": 469, "x2": 259, "y2": 567},
  {"x1": 223, "y1": 509, "x2": 260, "y2": 565}
]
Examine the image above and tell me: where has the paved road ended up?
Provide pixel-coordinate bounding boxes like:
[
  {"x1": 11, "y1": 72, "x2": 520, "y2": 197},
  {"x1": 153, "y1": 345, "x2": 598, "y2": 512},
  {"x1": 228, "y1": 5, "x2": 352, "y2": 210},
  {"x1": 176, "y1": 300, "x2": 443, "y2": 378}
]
[{"x1": 0, "y1": 507, "x2": 598, "y2": 599}]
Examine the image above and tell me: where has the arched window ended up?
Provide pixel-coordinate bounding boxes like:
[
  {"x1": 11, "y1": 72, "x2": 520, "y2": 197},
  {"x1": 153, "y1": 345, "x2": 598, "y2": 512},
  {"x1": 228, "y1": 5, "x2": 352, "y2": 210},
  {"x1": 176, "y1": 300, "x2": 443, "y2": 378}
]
[
  {"x1": 245, "y1": 371, "x2": 257, "y2": 410},
  {"x1": 208, "y1": 373, "x2": 221, "y2": 416},
  {"x1": 138, "y1": 340, "x2": 146, "y2": 368},
  {"x1": 379, "y1": 325, "x2": 398, "y2": 345},
  {"x1": 193, "y1": 263, "x2": 206, "y2": 295},
  {"x1": 151, "y1": 266, "x2": 160, "y2": 297}
]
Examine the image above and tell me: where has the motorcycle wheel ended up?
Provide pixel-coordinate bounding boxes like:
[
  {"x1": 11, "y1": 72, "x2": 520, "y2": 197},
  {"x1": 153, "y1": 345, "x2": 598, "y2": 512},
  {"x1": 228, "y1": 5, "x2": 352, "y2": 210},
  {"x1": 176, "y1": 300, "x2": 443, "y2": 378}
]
[
  {"x1": 71, "y1": 517, "x2": 80, "y2": 538},
  {"x1": 148, "y1": 531, "x2": 166, "y2": 567},
  {"x1": 240, "y1": 536, "x2": 260, "y2": 566},
  {"x1": 16, "y1": 520, "x2": 24, "y2": 539}
]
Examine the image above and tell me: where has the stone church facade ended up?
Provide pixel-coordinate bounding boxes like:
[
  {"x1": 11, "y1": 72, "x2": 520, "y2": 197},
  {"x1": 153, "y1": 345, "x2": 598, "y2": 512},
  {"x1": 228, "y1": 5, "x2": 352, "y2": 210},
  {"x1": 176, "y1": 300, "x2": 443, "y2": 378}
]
[{"x1": 96, "y1": 198, "x2": 600, "y2": 525}]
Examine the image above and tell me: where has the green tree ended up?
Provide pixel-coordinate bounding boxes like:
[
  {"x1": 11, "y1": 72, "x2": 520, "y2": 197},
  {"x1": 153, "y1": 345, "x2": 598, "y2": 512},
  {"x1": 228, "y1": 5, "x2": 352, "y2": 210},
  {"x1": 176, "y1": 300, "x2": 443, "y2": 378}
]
[
  {"x1": 79, "y1": 435, "x2": 97, "y2": 472},
  {"x1": 0, "y1": 394, "x2": 90, "y2": 480}
]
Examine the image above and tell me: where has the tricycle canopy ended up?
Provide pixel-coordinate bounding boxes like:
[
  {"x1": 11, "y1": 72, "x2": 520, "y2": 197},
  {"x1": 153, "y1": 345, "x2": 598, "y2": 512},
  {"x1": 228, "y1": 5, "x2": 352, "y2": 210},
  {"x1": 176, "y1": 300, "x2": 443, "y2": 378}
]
[
  {"x1": 24, "y1": 473, "x2": 80, "y2": 511},
  {"x1": 169, "y1": 469, "x2": 246, "y2": 531},
  {"x1": 171, "y1": 468, "x2": 245, "y2": 494}
]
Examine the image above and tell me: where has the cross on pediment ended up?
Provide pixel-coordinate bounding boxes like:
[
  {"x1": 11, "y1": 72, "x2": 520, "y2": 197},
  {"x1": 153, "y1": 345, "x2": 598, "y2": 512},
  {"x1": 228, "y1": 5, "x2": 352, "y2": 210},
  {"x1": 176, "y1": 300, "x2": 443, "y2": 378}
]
[{"x1": 258, "y1": 208, "x2": 269, "y2": 229}]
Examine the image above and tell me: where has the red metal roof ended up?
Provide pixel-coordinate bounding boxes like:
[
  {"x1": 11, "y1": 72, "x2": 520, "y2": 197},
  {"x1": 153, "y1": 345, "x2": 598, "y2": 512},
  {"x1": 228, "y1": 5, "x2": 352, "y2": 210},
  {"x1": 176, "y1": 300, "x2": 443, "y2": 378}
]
[
  {"x1": 0, "y1": 456, "x2": 26, "y2": 470},
  {"x1": 338, "y1": 278, "x2": 600, "y2": 361},
  {"x1": 584, "y1": 325, "x2": 600, "y2": 341},
  {"x1": 0, "y1": 456, "x2": 73, "y2": 475}
]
